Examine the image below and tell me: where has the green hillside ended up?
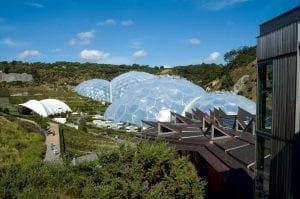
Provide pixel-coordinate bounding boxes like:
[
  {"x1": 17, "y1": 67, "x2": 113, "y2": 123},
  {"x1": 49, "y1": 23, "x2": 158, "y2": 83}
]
[
  {"x1": 0, "y1": 114, "x2": 45, "y2": 166},
  {"x1": 0, "y1": 45, "x2": 257, "y2": 100},
  {"x1": 161, "y1": 46, "x2": 257, "y2": 100}
]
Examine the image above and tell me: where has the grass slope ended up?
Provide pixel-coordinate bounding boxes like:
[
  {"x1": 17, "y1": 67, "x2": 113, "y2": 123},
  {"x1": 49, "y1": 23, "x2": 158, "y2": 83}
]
[
  {"x1": 0, "y1": 115, "x2": 45, "y2": 166},
  {"x1": 60, "y1": 124, "x2": 117, "y2": 162}
]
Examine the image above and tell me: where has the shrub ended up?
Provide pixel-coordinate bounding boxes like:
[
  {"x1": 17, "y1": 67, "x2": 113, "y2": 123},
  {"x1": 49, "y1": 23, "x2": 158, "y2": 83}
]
[{"x1": 0, "y1": 141, "x2": 206, "y2": 198}]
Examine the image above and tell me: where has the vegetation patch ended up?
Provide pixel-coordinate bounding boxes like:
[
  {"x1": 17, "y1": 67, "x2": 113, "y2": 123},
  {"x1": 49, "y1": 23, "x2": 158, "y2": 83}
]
[
  {"x1": 0, "y1": 141, "x2": 206, "y2": 199},
  {"x1": 0, "y1": 116, "x2": 45, "y2": 166},
  {"x1": 0, "y1": 88, "x2": 9, "y2": 97},
  {"x1": 60, "y1": 124, "x2": 117, "y2": 162}
]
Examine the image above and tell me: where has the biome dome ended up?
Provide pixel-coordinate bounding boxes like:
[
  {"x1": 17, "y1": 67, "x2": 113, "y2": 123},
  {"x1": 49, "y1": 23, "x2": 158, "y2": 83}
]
[
  {"x1": 75, "y1": 71, "x2": 256, "y2": 126},
  {"x1": 111, "y1": 71, "x2": 157, "y2": 102},
  {"x1": 75, "y1": 71, "x2": 157, "y2": 103},
  {"x1": 185, "y1": 92, "x2": 256, "y2": 115},
  {"x1": 75, "y1": 79, "x2": 110, "y2": 102},
  {"x1": 104, "y1": 77, "x2": 206, "y2": 125}
]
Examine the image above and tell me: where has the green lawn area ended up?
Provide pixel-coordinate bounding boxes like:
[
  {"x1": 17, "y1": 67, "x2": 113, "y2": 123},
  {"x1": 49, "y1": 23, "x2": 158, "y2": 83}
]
[{"x1": 0, "y1": 115, "x2": 45, "y2": 166}]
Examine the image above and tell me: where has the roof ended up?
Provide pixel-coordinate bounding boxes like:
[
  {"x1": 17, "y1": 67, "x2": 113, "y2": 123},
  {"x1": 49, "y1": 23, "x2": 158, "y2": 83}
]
[
  {"x1": 260, "y1": 6, "x2": 300, "y2": 35},
  {"x1": 19, "y1": 99, "x2": 72, "y2": 117},
  {"x1": 138, "y1": 108, "x2": 257, "y2": 178}
]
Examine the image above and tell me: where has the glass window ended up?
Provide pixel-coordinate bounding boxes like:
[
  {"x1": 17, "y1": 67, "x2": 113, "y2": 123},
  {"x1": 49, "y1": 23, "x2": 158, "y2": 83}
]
[
  {"x1": 255, "y1": 136, "x2": 271, "y2": 199},
  {"x1": 257, "y1": 62, "x2": 273, "y2": 133}
]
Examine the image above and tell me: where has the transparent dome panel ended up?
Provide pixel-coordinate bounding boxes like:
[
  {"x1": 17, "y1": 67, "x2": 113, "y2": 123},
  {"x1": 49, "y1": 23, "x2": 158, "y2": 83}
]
[
  {"x1": 105, "y1": 77, "x2": 206, "y2": 125},
  {"x1": 187, "y1": 92, "x2": 256, "y2": 115},
  {"x1": 75, "y1": 79, "x2": 110, "y2": 102},
  {"x1": 111, "y1": 71, "x2": 157, "y2": 102}
]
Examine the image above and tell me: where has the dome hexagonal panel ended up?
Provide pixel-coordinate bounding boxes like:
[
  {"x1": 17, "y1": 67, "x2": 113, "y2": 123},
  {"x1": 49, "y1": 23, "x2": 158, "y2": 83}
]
[
  {"x1": 75, "y1": 79, "x2": 110, "y2": 102},
  {"x1": 111, "y1": 71, "x2": 157, "y2": 102},
  {"x1": 104, "y1": 77, "x2": 206, "y2": 125},
  {"x1": 187, "y1": 92, "x2": 256, "y2": 115}
]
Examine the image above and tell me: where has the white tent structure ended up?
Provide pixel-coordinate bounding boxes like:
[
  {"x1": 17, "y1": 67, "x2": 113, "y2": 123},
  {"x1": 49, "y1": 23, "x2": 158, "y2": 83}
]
[{"x1": 19, "y1": 99, "x2": 72, "y2": 117}]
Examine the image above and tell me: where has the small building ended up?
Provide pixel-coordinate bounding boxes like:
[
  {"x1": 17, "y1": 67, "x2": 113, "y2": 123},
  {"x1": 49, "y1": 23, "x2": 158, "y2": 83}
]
[{"x1": 256, "y1": 6, "x2": 300, "y2": 199}]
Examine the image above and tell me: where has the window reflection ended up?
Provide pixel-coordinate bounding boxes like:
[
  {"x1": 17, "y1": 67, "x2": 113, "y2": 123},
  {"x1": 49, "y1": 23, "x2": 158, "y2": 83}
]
[
  {"x1": 255, "y1": 136, "x2": 271, "y2": 199},
  {"x1": 258, "y1": 63, "x2": 272, "y2": 132}
]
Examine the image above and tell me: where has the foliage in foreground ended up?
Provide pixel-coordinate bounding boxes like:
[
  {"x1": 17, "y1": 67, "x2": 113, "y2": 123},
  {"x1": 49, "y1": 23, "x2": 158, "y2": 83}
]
[
  {"x1": 59, "y1": 124, "x2": 117, "y2": 162},
  {"x1": 0, "y1": 116, "x2": 45, "y2": 166},
  {"x1": 0, "y1": 141, "x2": 206, "y2": 199}
]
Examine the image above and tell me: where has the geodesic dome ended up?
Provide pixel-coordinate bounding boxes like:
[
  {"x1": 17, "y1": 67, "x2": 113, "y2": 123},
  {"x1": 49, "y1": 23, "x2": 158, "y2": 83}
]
[
  {"x1": 104, "y1": 77, "x2": 206, "y2": 125},
  {"x1": 186, "y1": 92, "x2": 256, "y2": 115},
  {"x1": 75, "y1": 79, "x2": 110, "y2": 102},
  {"x1": 75, "y1": 71, "x2": 256, "y2": 126},
  {"x1": 111, "y1": 71, "x2": 157, "y2": 102}
]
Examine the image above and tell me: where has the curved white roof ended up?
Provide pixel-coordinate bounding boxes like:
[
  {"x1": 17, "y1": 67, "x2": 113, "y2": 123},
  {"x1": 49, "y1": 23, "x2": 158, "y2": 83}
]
[{"x1": 19, "y1": 99, "x2": 72, "y2": 117}]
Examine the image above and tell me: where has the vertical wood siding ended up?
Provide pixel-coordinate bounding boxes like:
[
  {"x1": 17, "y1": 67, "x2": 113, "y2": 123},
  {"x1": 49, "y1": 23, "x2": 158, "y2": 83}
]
[
  {"x1": 272, "y1": 55, "x2": 296, "y2": 140},
  {"x1": 270, "y1": 140, "x2": 293, "y2": 198},
  {"x1": 257, "y1": 23, "x2": 298, "y2": 61},
  {"x1": 257, "y1": 18, "x2": 299, "y2": 199}
]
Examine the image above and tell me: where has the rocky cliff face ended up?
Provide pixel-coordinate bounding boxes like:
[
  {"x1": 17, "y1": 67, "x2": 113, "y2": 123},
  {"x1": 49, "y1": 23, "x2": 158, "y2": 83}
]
[
  {"x1": 233, "y1": 75, "x2": 250, "y2": 94},
  {"x1": 204, "y1": 60, "x2": 257, "y2": 101},
  {"x1": 0, "y1": 71, "x2": 33, "y2": 82}
]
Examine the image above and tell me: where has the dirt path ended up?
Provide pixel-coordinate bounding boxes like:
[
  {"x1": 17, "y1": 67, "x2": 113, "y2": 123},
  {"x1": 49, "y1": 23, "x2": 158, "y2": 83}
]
[{"x1": 44, "y1": 122, "x2": 63, "y2": 164}]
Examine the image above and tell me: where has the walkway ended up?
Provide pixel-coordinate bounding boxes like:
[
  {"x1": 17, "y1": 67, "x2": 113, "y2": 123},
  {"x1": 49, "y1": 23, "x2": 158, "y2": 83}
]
[{"x1": 44, "y1": 122, "x2": 63, "y2": 164}]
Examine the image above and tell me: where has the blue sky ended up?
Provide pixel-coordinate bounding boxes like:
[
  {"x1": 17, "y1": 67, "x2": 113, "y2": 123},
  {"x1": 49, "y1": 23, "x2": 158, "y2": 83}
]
[{"x1": 0, "y1": 0, "x2": 299, "y2": 66}]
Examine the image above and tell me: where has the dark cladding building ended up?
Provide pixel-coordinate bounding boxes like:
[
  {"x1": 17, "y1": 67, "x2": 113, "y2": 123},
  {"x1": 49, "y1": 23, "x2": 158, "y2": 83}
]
[
  {"x1": 256, "y1": 6, "x2": 300, "y2": 199},
  {"x1": 137, "y1": 108, "x2": 256, "y2": 199}
]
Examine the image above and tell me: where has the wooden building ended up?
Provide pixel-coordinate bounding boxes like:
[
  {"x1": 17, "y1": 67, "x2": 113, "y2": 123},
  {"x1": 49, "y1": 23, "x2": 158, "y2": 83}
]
[
  {"x1": 138, "y1": 108, "x2": 256, "y2": 199},
  {"x1": 256, "y1": 6, "x2": 300, "y2": 199}
]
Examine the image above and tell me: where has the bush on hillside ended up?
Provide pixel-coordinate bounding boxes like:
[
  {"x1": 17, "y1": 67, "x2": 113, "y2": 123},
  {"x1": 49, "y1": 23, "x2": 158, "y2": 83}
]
[{"x1": 0, "y1": 141, "x2": 206, "y2": 198}]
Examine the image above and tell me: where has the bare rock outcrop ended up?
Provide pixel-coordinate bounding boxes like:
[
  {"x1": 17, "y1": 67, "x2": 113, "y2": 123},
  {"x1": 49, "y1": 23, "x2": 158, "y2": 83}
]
[
  {"x1": 0, "y1": 71, "x2": 33, "y2": 82},
  {"x1": 233, "y1": 75, "x2": 249, "y2": 94}
]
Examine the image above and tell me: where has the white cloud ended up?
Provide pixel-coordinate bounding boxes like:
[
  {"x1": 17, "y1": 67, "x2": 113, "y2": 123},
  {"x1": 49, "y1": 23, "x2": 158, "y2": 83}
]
[
  {"x1": 68, "y1": 39, "x2": 76, "y2": 45},
  {"x1": 2, "y1": 38, "x2": 18, "y2": 46},
  {"x1": 122, "y1": 20, "x2": 134, "y2": 26},
  {"x1": 132, "y1": 50, "x2": 147, "y2": 59},
  {"x1": 69, "y1": 30, "x2": 95, "y2": 45},
  {"x1": 130, "y1": 38, "x2": 143, "y2": 49},
  {"x1": 17, "y1": 50, "x2": 41, "y2": 59},
  {"x1": 187, "y1": 38, "x2": 201, "y2": 45},
  {"x1": 25, "y1": 2, "x2": 44, "y2": 8},
  {"x1": 201, "y1": 0, "x2": 250, "y2": 10},
  {"x1": 77, "y1": 31, "x2": 94, "y2": 40},
  {"x1": 80, "y1": 49, "x2": 110, "y2": 60},
  {"x1": 206, "y1": 52, "x2": 220, "y2": 63},
  {"x1": 131, "y1": 41, "x2": 142, "y2": 49},
  {"x1": 77, "y1": 30, "x2": 95, "y2": 44},
  {"x1": 98, "y1": 19, "x2": 117, "y2": 26},
  {"x1": 51, "y1": 49, "x2": 62, "y2": 53}
]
